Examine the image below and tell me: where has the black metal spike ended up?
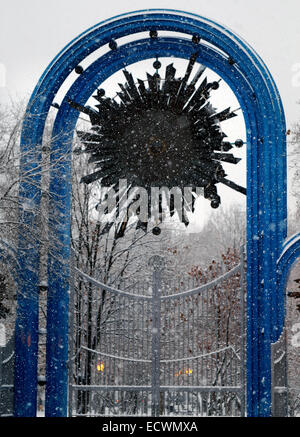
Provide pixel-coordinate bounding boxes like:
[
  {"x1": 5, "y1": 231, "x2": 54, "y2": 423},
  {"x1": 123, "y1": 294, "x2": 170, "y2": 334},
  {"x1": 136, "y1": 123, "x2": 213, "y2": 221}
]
[
  {"x1": 137, "y1": 79, "x2": 149, "y2": 104},
  {"x1": 203, "y1": 102, "x2": 216, "y2": 116},
  {"x1": 116, "y1": 92, "x2": 129, "y2": 106},
  {"x1": 86, "y1": 148, "x2": 115, "y2": 157},
  {"x1": 118, "y1": 83, "x2": 132, "y2": 103},
  {"x1": 68, "y1": 99, "x2": 99, "y2": 119},
  {"x1": 187, "y1": 97, "x2": 206, "y2": 115},
  {"x1": 100, "y1": 172, "x2": 122, "y2": 187},
  {"x1": 175, "y1": 53, "x2": 199, "y2": 109},
  {"x1": 211, "y1": 152, "x2": 241, "y2": 164},
  {"x1": 185, "y1": 77, "x2": 208, "y2": 111},
  {"x1": 82, "y1": 134, "x2": 109, "y2": 145},
  {"x1": 95, "y1": 97, "x2": 119, "y2": 115},
  {"x1": 195, "y1": 159, "x2": 221, "y2": 176},
  {"x1": 190, "y1": 64, "x2": 206, "y2": 87},
  {"x1": 182, "y1": 207, "x2": 190, "y2": 227},
  {"x1": 88, "y1": 154, "x2": 114, "y2": 164},
  {"x1": 213, "y1": 107, "x2": 238, "y2": 122},
  {"x1": 162, "y1": 64, "x2": 176, "y2": 94},
  {"x1": 192, "y1": 103, "x2": 215, "y2": 122},
  {"x1": 147, "y1": 73, "x2": 160, "y2": 94},
  {"x1": 92, "y1": 161, "x2": 117, "y2": 175},
  {"x1": 182, "y1": 52, "x2": 199, "y2": 85},
  {"x1": 123, "y1": 70, "x2": 142, "y2": 102},
  {"x1": 180, "y1": 83, "x2": 196, "y2": 107},
  {"x1": 219, "y1": 178, "x2": 247, "y2": 195},
  {"x1": 166, "y1": 78, "x2": 182, "y2": 109},
  {"x1": 81, "y1": 170, "x2": 105, "y2": 184},
  {"x1": 77, "y1": 130, "x2": 102, "y2": 141},
  {"x1": 83, "y1": 165, "x2": 124, "y2": 185},
  {"x1": 81, "y1": 138, "x2": 116, "y2": 153},
  {"x1": 146, "y1": 72, "x2": 161, "y2": 106}
]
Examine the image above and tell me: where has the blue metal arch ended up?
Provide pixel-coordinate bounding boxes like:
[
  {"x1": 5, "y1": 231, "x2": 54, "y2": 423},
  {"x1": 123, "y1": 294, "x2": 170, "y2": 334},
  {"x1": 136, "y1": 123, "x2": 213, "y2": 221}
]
[
  {"x1": 277, "y1": 234, "x2": 300, "y2": 303},
  {"x1": 47, "y1": 37, "x2": 258, "y2": 417},
  {"x1": 16, "y1": 9, "x2": 287, "y2": 417}
]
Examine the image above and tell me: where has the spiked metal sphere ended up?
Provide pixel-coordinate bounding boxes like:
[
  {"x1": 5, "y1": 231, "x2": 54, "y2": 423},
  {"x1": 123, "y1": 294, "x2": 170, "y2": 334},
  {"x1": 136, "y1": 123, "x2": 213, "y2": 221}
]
[{"x1": 69, "y1": 51, "x2": 246, "y2": 229}]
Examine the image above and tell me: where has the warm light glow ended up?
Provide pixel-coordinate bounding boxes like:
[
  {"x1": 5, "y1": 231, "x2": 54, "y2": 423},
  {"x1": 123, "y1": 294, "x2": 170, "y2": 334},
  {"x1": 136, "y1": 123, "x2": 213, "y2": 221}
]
[
  {"x1": 175, "y1": 368, "x2": 193, "y2": 376},
  {"x1": 97, "y1": 361, "x2": 105, "y2": 372}
]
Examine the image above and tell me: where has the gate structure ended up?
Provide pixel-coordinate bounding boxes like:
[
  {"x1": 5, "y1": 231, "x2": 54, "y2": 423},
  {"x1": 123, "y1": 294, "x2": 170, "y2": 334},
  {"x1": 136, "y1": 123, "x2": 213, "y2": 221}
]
[
  {"x1": 69, "y1": 249, "x2": 246, "y2": 417},
  {"x1": 14, "y1": 9, "x2": 297, "y2": 417},
  {"x1": 270, "y1": 235, "x2": 300, "y2": 416},
  {"x1": 0, "y1": 335, "x2": 15, "y2": 417}
]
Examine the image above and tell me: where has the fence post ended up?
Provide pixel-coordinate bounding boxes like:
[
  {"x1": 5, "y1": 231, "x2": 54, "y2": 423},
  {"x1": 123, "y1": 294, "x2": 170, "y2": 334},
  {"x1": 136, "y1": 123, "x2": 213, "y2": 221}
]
[
  {"x1": 150, "y1": 256, "x2": 164, "y2": 417},
  {"x1": 68, "y1": 249, "x2": 75, "y2": 417},
  {"x1": 271, "y1": 328, "x2": 288, "y2": 416}
]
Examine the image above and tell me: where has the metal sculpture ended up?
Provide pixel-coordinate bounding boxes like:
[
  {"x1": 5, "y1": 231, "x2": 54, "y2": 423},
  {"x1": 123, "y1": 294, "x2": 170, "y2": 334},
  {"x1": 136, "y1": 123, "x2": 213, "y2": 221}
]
[
  {"x1": 68, "y1": 52, "x2": 245, "y2": 224},
  {"x1": 14, "y1": 9, "x2": 294, "y2": 418}
]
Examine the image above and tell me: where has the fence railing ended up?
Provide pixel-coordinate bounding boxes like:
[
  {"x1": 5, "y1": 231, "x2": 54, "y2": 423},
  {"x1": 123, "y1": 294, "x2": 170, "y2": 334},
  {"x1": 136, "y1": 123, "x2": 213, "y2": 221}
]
[
  {"x1": 68, "y1": 247, "x2": 246, "y2": 417},
  {"x1": 0, "y1": 333, "x2": 15, "y2": 417}
]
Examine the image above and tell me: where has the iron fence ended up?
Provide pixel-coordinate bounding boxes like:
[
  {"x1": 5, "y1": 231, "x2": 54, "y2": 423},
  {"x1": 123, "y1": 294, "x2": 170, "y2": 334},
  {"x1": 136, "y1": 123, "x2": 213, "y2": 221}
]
[
  {"x1": 0, "y1": 334, "x2": 15, "y2": 416},
  {"x1": 68, "y1": 247, "x2": 246, "y2": 417}
]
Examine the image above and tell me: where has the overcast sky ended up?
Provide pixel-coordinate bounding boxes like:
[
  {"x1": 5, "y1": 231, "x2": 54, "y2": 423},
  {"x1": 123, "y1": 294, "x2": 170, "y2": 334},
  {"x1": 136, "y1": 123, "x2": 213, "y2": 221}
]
[
  {"x1": 1, "y1": 0, "x2": 299, "y2": 126},
  {"x1": 0, "y1": 0, "x2": 299, "y2": 228}
]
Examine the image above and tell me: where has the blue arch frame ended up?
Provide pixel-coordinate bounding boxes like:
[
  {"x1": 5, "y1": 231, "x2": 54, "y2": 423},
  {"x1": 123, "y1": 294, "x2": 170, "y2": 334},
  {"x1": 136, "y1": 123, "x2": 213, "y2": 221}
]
[
  {"x1": 15, "y1": 9, "x2": 289, "y2": 417},
  {"x1": 277, "y1": 234, "x2": 300, "y2": 302}
]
